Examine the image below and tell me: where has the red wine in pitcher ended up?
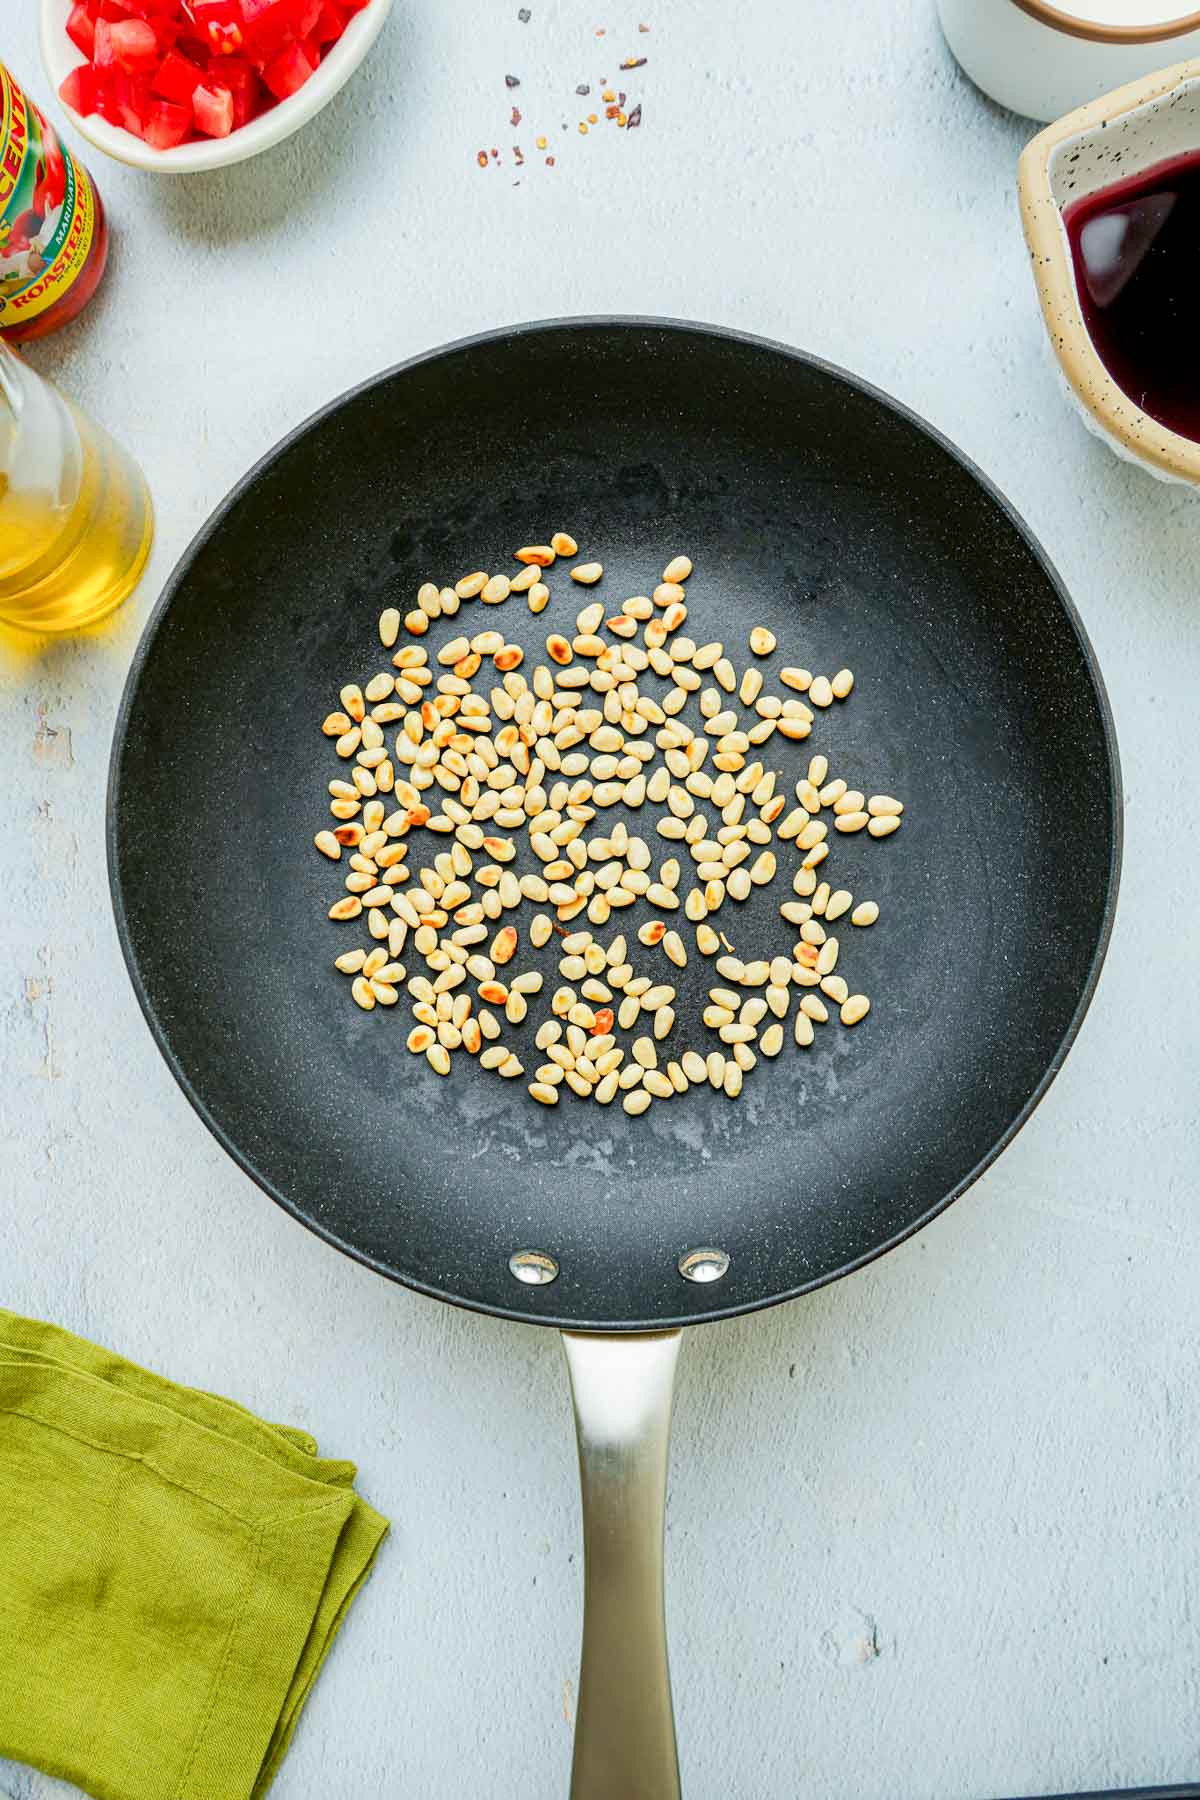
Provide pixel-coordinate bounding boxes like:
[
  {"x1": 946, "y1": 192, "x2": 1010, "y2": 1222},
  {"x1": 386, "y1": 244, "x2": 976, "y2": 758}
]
[{"x1": 1065, "y1": 151, "x2": 1200, "y2": 441}]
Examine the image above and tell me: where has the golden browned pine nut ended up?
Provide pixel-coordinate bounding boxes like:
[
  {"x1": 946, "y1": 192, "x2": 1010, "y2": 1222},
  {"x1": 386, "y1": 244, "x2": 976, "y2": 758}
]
[{"x1": 572, "y1": 562, "x2": 603, "y2": 585}]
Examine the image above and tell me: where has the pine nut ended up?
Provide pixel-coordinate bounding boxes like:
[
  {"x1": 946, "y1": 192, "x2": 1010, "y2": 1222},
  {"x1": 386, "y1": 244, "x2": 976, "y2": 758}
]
[
  {"x1": 831, "y1": 668, "x2": 854, "y2": 699},
  {"x1": 800, "y1": 995, "x2": 828, "y2": 1023},
  {"x1": 868, "y1": 815, "x2": 901, "y2": 838},
  {"x1": 840, "y1": 994, "x2": 870, "y2": 1026},
  {"x1": 821, "y1": 975, "x2": 849, "y2": 1004},
  {"x1": 529, "y1": 1082, "x2": 559, "y2": 1105},
  {"x1": 780, "y1": 667, "x2": 811, "y2": 692},
  {"x1": 749, "y1": 627, "x2": 776, "y2": 656},
  {"x1": 794, "y1": 1011, "x2": 814, "y2": 1047},
  {"x1": 851, "y1": 901, "x2": 879, "y2": 927},
  {"x1": 572, "y1": 562, "x2": 603, "y2": 584},
  {"x1": 552, "y1": 532, "x2": 579, "y2": 557},
  {"x1": 835, "y1": 812, "x2": 870, "y2": 834},
  {"x1": 663, "y1": 556, "x2": 692, "y2": 583}
]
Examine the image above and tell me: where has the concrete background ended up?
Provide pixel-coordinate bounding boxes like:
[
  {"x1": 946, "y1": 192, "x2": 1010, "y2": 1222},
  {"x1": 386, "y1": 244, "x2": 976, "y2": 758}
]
[{"x1": 3, "y1": 2, "x2": 1198, "y2": 1796}]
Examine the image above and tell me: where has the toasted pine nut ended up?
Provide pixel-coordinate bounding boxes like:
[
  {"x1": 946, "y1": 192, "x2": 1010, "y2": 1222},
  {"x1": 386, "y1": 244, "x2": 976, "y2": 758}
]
[
  {"x1": 315, "y1": 831, "x2": 341, "y2": 859},
  {"x1": 662, "y1": 556, "x2": 692, "y2": 583},
  {"x1": 516, "y1": 545, "x2": 555, "y2": 566},
  {"x1": 571, "y1": 562, "x2": 603, "y2": 584}
]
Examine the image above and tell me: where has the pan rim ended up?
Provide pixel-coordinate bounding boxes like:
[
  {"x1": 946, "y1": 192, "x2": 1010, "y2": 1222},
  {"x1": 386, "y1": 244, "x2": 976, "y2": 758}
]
[{"x1": 106, "y1": 315, "x2": 1123, "y2": 1333}]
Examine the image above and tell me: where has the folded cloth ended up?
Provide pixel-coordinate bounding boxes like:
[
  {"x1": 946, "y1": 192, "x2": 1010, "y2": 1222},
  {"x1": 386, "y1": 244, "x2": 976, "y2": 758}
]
[{"x1": 0, "y1": 1309, "x2": 389, "y2": 1800}]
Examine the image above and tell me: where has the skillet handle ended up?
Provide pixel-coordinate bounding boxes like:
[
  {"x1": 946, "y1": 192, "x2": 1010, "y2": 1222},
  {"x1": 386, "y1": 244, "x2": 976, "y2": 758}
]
[
  {"x1": 1001, "y1": 1791, "x2": 1200, "y2": 1798},
  {"x1": 561, "y1": 1329, "x2": 683, "y2": 1800}
]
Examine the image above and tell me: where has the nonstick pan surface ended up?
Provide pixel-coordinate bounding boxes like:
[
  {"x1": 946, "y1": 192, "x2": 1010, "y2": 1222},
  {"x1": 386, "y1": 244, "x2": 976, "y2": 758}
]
[{"x1": 108, "y1": 320, "x2": 1120, "y2": 1330}]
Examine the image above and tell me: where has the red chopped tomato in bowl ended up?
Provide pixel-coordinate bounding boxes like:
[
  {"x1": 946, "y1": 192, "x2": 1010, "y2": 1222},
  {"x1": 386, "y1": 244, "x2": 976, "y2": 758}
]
[{"x1": 57, "y1": 0, "x2": 373, "y2": 147}]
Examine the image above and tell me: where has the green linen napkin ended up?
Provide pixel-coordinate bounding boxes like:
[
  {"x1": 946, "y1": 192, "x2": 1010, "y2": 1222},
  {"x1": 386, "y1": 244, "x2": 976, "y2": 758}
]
[{"x1": 0, "y1": 1308, "x2": 389, "y2": 1800}]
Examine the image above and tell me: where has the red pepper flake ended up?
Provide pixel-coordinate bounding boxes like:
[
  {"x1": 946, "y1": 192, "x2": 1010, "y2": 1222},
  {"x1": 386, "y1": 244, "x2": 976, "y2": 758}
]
[
  {"x1": 605, "y1": 104, "x2": 620, "y2": 119},
  {"x1": 490, "y1": 147, "x2": 500, "y2": 159},
  {"x1": 510, "y1": 105, "x2": 521, "y2": 125},
  {"x1": 505, "y1": 73, "x2": 520, "y2": 88},
  {"x1": 514, "y1": 143, "x2": 524, "y2": 164},
  {"x1": 639, "y1": 21, "x2": 650, "y2": 30},
  {"x1": 626, "y1": 103, "x2": 642, "y2": 128},
  {"x1": 476, "y1": 150, "x2": 488, "y2": 167},
  {"x1": 546, "y1": 154, "x2": 556, "y2": 165},
  {"x1": 595, "y1": 25, "x2": 606, "y2": 34},
  {"x1": 621, "y1": 56, "x2": 647, "y2": 68}
]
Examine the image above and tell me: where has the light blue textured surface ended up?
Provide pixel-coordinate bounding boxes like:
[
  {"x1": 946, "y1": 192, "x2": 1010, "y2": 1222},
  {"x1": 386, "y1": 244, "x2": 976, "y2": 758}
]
[{"x1": 3, "y1": 4, "x2": 1199, "y2": 1797}]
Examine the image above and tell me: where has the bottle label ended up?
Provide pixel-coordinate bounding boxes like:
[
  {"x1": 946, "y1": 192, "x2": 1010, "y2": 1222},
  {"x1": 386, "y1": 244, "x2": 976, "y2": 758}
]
[{"x1": 0, "y1": 67, "x2": 97, "y2": 328}]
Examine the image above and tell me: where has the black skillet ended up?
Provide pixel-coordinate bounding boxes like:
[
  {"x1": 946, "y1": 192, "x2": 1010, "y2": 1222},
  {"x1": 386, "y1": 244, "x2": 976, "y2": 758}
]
[{"x1": 109, "y1": 320, "x2": 1126, "y2": 1798}]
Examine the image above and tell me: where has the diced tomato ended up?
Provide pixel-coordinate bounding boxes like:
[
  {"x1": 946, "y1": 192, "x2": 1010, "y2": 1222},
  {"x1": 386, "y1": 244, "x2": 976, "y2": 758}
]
[
  {"x1": 92, "y1": 17, "x2": 117, "y2": 67},
  {"x1": 151, "y1": 47, "x2": 203, "y2": 101},
  {"x1": 211, "y1": 55, "x2": 259, "y2": 125},
  {"x1": 312, "y1": 2, "x2": 344, "y2": 42},
  {"x1": 237, "y1": 0, "x2": 294, "y2": 56},
  {"x1": 143, "y1": 95, "x2": 191, "y2": 146},
  {"x1": 110, "y1": 18, "x2": 159, "y2": 70},
  {"x1": 58, "y1": 0, "x2": 366, "y2": 148},
  {"x1": 289, "y1": 0, "x2": 323, "y2": 37},
  {"x1": 191, "y1": 80, "x2": 234, "y2": 135},
  {"x1": 112, "y1": 70, "x2": 152, "y2": 134},
  {"x1": 59, "y1": 63, "x2": 101, "y2": 116},
  {"x1": 262, "y1": 37, "x2": 314, "y2": 99},
  {"x1": 66, "y1": 3, "x2": 96, "y2": 55}
]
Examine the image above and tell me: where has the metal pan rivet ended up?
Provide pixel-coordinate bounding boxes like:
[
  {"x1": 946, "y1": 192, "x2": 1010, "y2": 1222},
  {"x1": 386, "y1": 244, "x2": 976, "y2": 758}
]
[
  {"x1": 678, "y1": 1247, "x2": 730, "y2": 1284},
  {"x1": 509, "y1": 1249, "x2": 560, "y2": 1285}
]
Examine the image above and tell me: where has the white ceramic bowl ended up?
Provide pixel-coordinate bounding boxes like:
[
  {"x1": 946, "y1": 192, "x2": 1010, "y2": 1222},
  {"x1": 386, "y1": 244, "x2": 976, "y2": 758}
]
[
  {"x1": 938, "y1": 0, "x2": 1200, "y2": 123},
  {"x1": 40, "y1": 0, "x2": 392, "y2": 173}
]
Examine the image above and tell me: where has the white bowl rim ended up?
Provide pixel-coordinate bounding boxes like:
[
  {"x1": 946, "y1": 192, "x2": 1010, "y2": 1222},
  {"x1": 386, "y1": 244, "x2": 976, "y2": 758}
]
[{"x1": 39, "y1": 0, "x2": 392, "y2": 173}]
